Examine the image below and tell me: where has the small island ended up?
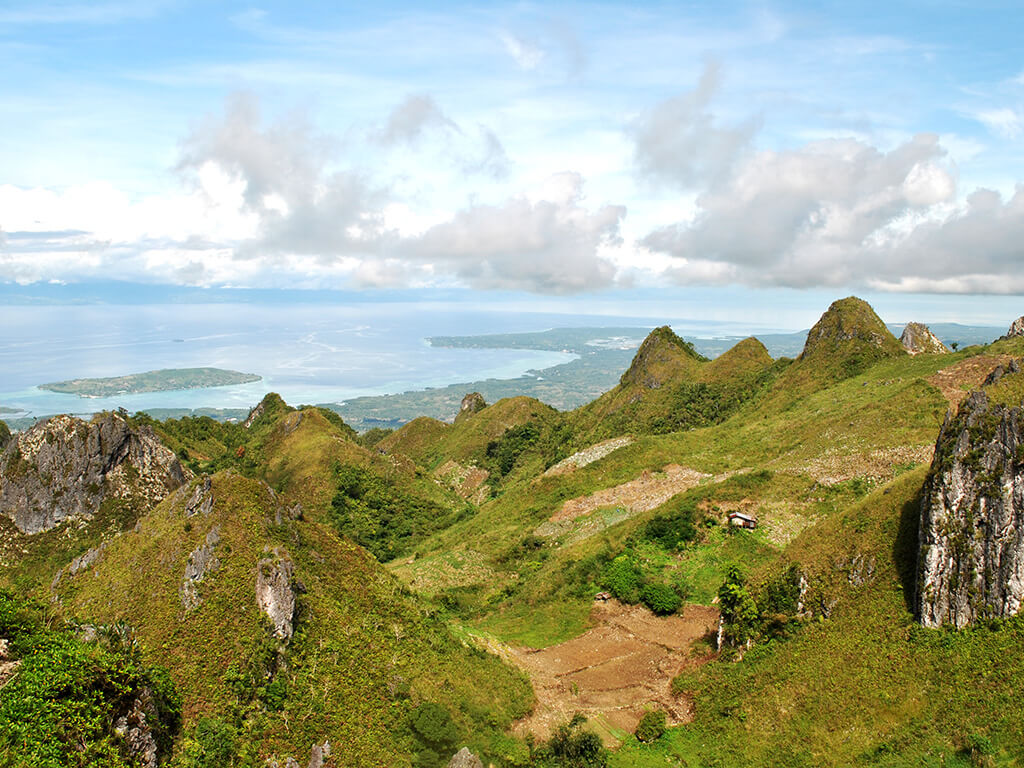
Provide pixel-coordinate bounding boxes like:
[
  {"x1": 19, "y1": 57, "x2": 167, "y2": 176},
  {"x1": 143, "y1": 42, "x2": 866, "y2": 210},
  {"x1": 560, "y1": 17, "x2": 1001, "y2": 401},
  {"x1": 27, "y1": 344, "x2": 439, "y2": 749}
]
[{"x1": 40, "y1": 368, "x2": 262, "y2": 398}]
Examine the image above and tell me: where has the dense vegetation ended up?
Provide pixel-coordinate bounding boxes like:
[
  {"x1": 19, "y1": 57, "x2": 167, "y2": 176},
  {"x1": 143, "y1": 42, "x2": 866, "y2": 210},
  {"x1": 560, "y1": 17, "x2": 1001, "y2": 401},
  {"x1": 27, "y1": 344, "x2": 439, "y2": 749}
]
[
  {"x1": 0, "y1": 591, "x2": 180, "y2": 768},
  {"x1": 329, "y1": 463, "x2": 473, "y2": 561}
]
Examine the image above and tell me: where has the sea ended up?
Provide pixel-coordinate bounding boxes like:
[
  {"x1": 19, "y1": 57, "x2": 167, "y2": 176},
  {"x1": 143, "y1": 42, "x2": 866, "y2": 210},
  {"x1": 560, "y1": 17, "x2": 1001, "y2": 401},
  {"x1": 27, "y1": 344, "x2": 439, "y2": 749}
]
[{"x1": 0, "y1": 300, "x2": 797, "y2": 423}]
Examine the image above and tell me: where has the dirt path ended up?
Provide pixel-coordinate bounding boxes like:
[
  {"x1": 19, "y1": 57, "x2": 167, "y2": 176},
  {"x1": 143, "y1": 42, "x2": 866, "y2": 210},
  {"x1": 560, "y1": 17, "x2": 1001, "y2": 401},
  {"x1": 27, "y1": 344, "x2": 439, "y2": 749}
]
[
  {"x1": 926, "y1": 354, "x2": 1013, "y2": 408},
  {"x1": 491, "y1": 600, "x2": 719, "y2": 746}
]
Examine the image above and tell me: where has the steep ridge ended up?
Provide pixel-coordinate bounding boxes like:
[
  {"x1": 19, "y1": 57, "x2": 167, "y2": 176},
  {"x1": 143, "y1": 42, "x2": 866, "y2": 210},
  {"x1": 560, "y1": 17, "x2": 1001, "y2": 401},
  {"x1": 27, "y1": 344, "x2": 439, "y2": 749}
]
[
  {"x1": 55, "y1": 471, "x2": 532, "y2": 766},
  {"x1": 572, "y1": 331, "x2": 777, "y2": 442}
]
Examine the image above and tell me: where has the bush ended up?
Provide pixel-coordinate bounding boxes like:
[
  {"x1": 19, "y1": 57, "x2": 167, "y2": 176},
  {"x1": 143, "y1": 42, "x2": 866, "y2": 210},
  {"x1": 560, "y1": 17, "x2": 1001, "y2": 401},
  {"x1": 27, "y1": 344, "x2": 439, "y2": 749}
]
[
  {"x1": 640, "y1": 582, "x2": 681, "y2": 615},
  {"x1": 542, "y1": 714, "x2": 608, "y2": 767},
  {"x1": 643, "y1": 499, "x2": 699, "y2": 550},
  {"x1": 411, "y1": 701, "x2": 458, "y2": 753},
  {"x1": 604, "y1": 555, "x2": 644, "y2": 604},
  {"x1": 329, "y1": 464, "x2": 464, "y2": 561},
  {"x1": 486, "y1": 422, "x2": 541, "y2": 477},
  {"x1": 635, "y1": 709, "x2": 666, "y2": 743}
]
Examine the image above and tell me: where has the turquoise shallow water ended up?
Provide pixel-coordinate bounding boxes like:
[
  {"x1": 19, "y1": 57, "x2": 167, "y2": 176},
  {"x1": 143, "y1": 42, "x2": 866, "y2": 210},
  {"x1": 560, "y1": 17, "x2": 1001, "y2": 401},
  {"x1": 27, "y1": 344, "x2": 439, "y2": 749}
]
[{"x1": 0, "y1": 303, "x2": 580, "y2": 418}]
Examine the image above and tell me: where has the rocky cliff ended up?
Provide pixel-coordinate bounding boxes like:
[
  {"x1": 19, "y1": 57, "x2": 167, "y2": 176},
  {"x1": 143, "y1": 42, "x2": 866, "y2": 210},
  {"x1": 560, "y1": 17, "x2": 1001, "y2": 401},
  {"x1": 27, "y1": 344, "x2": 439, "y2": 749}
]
[
  {"x1": 917, "y1": 385, "x2": 1024, "y2": 628},
  {"x1": 900, "y1": 322, "x2": 949, "y2": 355},
  {"x1": 0, "y1": 413, "x2": 187, "y2": 534}
]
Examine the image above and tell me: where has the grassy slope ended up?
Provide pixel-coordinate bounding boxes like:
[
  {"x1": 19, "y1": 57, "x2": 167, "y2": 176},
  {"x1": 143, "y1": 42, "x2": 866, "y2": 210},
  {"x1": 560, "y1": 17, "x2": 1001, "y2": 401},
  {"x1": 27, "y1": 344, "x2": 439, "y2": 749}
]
[
  {"x1": 56, "y1": 472, "x2": 533, "y2": 766},
  {"x1": 615, "y1": 468, "x2": 1024, "y2": 767},
  {"x1": 394, "y1": 335, "x2": 963, "y2": 646}
]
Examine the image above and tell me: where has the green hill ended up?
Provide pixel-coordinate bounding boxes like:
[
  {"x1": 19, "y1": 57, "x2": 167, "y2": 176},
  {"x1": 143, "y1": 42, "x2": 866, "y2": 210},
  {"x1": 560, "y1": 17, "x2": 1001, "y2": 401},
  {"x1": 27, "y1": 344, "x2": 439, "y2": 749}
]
[{"x1": 7, "y1": 296, "x2": 1024, "y2": 767}]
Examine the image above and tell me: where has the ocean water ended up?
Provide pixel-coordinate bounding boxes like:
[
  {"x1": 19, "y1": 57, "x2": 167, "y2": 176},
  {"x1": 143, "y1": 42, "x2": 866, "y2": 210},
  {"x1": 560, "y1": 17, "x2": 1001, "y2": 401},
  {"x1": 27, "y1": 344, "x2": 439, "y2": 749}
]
[{"x1": 0, "y1": 302, "x2": 596, "y2": 419}]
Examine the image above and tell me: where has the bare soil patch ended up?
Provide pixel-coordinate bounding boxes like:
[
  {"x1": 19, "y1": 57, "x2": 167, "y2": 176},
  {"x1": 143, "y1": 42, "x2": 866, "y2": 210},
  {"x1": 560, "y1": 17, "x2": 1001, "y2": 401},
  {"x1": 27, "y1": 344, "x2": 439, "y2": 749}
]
[
  {"x1": 549, "y1": 465, "x2": 710, "y2": 525},
  {"x1": 498, "y1": 600, "x2": 719, "y2": 746},
  {"x1": 926, "y1": 354, "x2": 1013, "y2": 408},
  {"x1": 544, "y1": 437, "x2": 634, "y2": 477},
  {"x1": 433, "y1": 460, "x2": 490, "y2": 505}
]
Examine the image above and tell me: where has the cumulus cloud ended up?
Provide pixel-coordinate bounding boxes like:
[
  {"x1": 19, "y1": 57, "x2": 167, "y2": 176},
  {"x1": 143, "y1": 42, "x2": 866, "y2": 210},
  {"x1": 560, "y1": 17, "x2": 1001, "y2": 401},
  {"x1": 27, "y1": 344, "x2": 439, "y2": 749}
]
[
  {"x1": 644, "y1": 133, "x2": 967, "y2": 288},
  {"x1": 178, "y1": 92, "x2": 387, "y2": 259},
  {"x1": 865, "y1": 185, "x2": 1024, "y2": 293},
  {"x1": 633, "y1": 61, "x2": 758, "y2": 189},
  {"x1": 400, "y1": 172, "x2": 625, "y2": 293}
]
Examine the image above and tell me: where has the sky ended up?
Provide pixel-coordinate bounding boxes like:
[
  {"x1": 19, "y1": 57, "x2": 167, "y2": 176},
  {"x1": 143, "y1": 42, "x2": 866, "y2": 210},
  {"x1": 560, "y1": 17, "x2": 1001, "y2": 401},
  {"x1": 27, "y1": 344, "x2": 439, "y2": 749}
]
[{"x1": 1, "y1": 0, "x2": 1024, "y2": 327}]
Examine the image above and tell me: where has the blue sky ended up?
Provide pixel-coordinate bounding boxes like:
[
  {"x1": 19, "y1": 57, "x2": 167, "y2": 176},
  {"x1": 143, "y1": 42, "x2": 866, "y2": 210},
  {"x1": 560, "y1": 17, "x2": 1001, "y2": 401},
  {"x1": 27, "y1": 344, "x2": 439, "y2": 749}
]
[{"x1": 2, "y1": 1, "x2": 1023, "y2": 327}]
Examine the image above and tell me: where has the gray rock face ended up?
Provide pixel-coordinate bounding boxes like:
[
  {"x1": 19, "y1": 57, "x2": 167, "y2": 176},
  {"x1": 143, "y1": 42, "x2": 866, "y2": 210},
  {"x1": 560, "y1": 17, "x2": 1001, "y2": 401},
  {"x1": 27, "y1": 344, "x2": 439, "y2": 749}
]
[
  {"x1": 447, "y1": 747, "x2": 485, "y2": 768},
  {"x1": 455, "y1": 392, "x2": 487, "y2": 424},
  {"x1": 184, "y1": 477, "x2": 214, "y2": 517},
  {"x1": 112, "y1": 689, "x2": 161, "y2": 768},
  {"x1": 1004, "y1": 316, "x2": 1024, "y2": 339},
  {"x1": 256, "y1": 551, "x2": 296, "y2": 640},
  {"x1": 918, "y1": 389, "x2": 1024, "y2": 628},
  {"x1": 0, "y1": 413, "x2": 187, "y2": 534},
  {"x1": 900, "y1": 322, "x2": 949, "y2": 355},
  {"x1": 307, "y1": 740, "x2": 331, "y2": 768},
  {"x1": 181, "y1": 527, "x2": 222, "y2": 611}
]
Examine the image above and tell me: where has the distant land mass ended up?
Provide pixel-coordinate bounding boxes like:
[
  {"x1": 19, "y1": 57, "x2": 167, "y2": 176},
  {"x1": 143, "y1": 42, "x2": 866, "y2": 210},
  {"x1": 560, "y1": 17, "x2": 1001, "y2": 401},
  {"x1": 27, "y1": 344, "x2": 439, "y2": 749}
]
[
  {"x1": 40, "y1": 367, "x2": 261, "y2": 398},
  {"x1": 327, "y1": 323, "x2": 1004, "y2": 431}
]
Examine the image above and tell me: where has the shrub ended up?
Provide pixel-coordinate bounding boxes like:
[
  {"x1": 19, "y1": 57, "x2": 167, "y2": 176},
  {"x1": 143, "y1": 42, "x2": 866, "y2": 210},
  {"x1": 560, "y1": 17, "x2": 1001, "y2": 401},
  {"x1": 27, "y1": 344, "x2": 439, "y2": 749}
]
[
  {"x1": 411, "y1": 701, "x2": 458, "y2": 753},
  {"x1": 641, "y1": 582, "x2": 682, "y2": 615},
  {"x1": 486, "y1": 422, "x2": 541, "y2": 477},
  {"x1": 604, "y1": 555, "x2": 644, "y2": 604},
  {"x1": 635, "y1": 709, "x2": 666, "y2": 743},
  {"x1": 643, "y1": 499, "x2": 699, "y2": 550},
  {"x1": 542, "y1": 714, "x2": 608, "y2": 767}
]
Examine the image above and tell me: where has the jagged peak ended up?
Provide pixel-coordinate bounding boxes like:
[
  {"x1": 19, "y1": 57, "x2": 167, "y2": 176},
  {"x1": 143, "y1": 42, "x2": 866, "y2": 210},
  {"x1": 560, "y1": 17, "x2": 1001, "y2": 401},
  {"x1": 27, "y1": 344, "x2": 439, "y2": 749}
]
[
  {"x1": 454, "y1": 392, "x2": 487, "y2": 424},
  {"x1": 620, "y1": 325, "x2": 706, "y2": 389},
  {"x1": 799, "y1": 297, "x2": 904, "y2": 362},
  {"x1": 244, "y1": 392, "x2": 292, "y2": 429},
  {"x1": 900, "y1": 322, "x2": 949, "y2": 355}
]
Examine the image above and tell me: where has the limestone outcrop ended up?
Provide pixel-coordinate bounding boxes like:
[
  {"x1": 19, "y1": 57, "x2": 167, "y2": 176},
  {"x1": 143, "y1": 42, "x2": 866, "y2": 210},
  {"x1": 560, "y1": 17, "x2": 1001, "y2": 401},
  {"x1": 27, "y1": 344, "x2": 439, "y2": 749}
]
[
  {"x1": 448, "y1": 747, "x2": 484, "y2": 768},
  {"x1": 256, "y1": 551, "x2": 296, "y2": 641},
  {"x1": 455, "y1": 392, "x2": 487, "y2": 423},
  {"x1": 1002, "y1": 316, "x2": 1024, "y2": 340},
  {"x1": 918, "y1": 388, "x2": 1024, "y2": 627},
  {"x1": 0, "y1": 413, "x2": 187, "y2": 534},
  {"x1": 900, "y1": 322, "x2": 949, "y2": 355}
]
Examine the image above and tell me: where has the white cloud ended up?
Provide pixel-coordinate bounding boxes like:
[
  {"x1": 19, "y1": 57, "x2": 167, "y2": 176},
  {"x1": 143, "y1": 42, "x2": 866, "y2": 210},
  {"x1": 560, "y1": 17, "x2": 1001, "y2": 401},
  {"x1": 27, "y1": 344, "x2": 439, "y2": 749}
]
[
  {"x1": 500, "y1": 32, "x2": 545, "y2": 70},
  {"x1": 632, "y1": 61, "x2": 758, "y2": 189},
  {"x1": 644, "y1": 133, "x2": 967, "y2": 289},
  {"x1": 401, "y1": 172, "x2": 625, "y2": 293},
  {"x1": 975, "y1": 107, "x2": 1024, "y2": 139}
]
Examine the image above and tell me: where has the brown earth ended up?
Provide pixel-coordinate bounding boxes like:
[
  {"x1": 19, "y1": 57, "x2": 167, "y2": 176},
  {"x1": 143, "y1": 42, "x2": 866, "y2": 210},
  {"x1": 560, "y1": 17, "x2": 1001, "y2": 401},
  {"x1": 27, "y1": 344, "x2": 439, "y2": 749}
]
[
  {"x1": 433, "y1": 459, "x2": 490, "y2": 505},
  {"x1": 549, "y1": 465, "x2": 711, "y2": 525},
  {"x1": 482, "y1": 600, "x2": 719, "y2": 746},
  {"x1": 926, "y1": 354, "x2": 1014, "y2": 408}
]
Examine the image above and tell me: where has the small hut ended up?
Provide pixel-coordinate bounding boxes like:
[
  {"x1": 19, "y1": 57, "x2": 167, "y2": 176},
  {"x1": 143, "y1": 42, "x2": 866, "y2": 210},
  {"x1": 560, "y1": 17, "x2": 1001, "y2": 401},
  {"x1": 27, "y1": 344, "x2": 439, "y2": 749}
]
[{"x1": 728, "y1": 512, "x2": 757, "y2": 529}]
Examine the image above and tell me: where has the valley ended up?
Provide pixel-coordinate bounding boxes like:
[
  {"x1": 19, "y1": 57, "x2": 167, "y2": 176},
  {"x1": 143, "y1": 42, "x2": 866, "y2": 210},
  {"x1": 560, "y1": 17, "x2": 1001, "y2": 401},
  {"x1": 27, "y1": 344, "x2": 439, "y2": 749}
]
[{"x1": 2, "y1": 297, "x2": 1024, "y2": 767}]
